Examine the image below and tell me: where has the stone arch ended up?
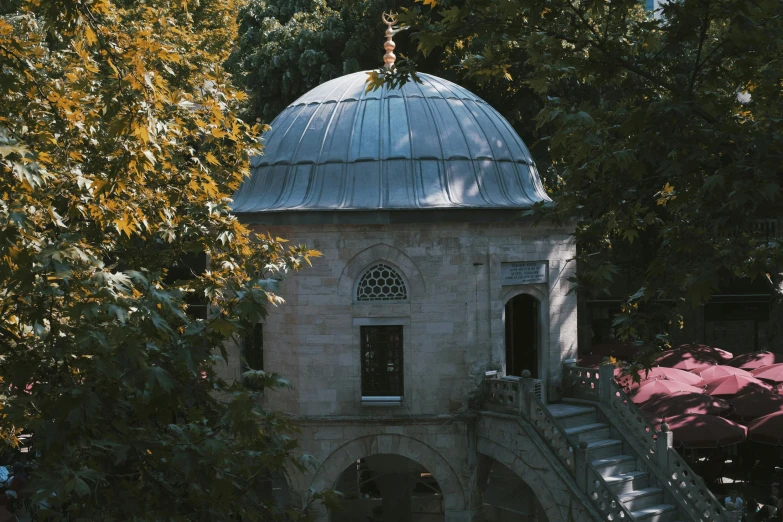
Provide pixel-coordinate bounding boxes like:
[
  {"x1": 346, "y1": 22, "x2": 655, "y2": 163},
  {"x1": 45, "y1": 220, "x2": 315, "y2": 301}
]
[
  {"x1": 309, "y1": 434, "x2": 467, "y2": 511},
  {"x1": 501, "y1": 285, "x2": 550, "y2": 381},
  {"x1": 338, "y1": 243, "x2": 425, "y2": 299},
  {"x1": 477, "y1": 436, "x2": 568, "y2": 522},
  {"x1": 501, "y1": 283, "x2": 547, "y2": 306}
]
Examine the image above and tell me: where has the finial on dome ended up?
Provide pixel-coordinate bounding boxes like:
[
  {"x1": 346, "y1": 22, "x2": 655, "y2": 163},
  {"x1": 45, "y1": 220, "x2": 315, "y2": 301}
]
[{"x1": 382, "y1": 12, "x2": 398, "y2": 69}]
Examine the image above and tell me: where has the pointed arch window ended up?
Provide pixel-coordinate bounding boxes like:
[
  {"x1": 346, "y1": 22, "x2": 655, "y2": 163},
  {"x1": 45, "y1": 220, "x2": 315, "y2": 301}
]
[{"x1": 356, "y1": 263, "x2": 407, "y2": 302}]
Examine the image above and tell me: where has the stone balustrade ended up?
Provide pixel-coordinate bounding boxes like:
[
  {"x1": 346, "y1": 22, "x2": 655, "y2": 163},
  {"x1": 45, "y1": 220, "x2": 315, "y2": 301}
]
[
  {"x1": 563, "y1": 365, "x2": 602, "y2": 401},
  {"x1": 565, "y1": 364, "x2": 729, "y2": 522},
  {"x1": 482, "y1": 375, "x2": 575, "y2": 474}
]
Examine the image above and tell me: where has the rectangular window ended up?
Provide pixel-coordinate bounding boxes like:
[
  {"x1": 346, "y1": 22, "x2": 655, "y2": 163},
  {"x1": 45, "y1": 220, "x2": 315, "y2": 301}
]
[
  {"x1": 242, "y1": 323, "x2": 264, "y2": 372},
  {"x1": 360, "y1": 325, "x2": 403, "y2": 402}
]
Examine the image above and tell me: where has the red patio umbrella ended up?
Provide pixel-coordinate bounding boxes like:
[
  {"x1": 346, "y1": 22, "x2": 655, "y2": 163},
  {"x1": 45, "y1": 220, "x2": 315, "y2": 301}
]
[
  {"x1": 663, "y1": 414, "x2": 747, "y2": 448},
  {"x1": 631, "y1": 379, "x2": 705, "y2": 404},
  {"x1": 675, "y1": 344, "x2": 734, "y2": 362},
  {"x1": 729, "y1": 351, "x2": 783, "y2": 370},
  {"x1": 656, "y1": 349, "x2": 718, "y2": 372},
  {"x1": 698, "y1": 365, "x2": 753, "y2": 381},
  {"x1": 616, "y1": 367, "x2": 705, "y2": 389},
  {"x1": 703, "y1": 374, "x2": 773, "y2": 397},
  {"x1": 656, "y1": 344, "x2": 728, "y2": 372},
  {"x1": 727, "y1": 391, "x2": 783, "y2": 422},
  {"x1": 747, "y1": 412, "x2": 783, "y2": 445},
  {"x1": 641, "y1": 410, "x2": 663, "y2": 425},
  {"x1": 750, "y1": 363, "x2": 783, "y2": 384},
  {"x1": 642, "y1": 367, "x2": 706, "y2": 386},
  {"x1": 641, "y1": 393, "x2": 730, "y2": 417}
]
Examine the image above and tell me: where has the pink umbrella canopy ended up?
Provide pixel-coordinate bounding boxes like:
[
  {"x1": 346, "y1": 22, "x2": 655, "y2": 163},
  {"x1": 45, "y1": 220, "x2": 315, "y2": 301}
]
[
  {"x1": 640, "y1": 393, "x2": 730, "y2": 417},
  {"x1": 676, "y1": 344, "x2": 734, "y2": 362},
  {"x1": 656, "y1": 355, "x2": 716, "y2": 372},
  {"x1": 703, "y1": 374, "x2": 774, "y2": 397},
  {"x1": 727, "y1": 391, "x2": 783, "y2": 422},
  {"x1": 747, "y1": 412, "x2": 783, "y2": 445},
  {"x1": 663, "y1": 414, "x2": 747, "y2": 448},
  {"x1": 631, "y1": 379, "x2": 705, "y2": 404},
  {"x1": 729, "y1": 351, "x2": 783, "y2": 370},
  {"x1": 750, "y1": 363, "x2": 783, "y2": 384},
  {"x1": 616, "y1": 367, "x2": 705, "y2": 389},
  {"x1": 698, "y1": 365, "x2": 754, "y2": 381},
  {"x1": 656, "y1": 348, "x2": 720, "y2": 372}
]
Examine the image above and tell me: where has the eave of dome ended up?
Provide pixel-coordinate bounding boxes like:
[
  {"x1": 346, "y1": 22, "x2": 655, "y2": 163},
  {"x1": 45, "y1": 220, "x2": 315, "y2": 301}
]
[{"x1": 232, "y1": 72, "x2": 551, "y2": 213}]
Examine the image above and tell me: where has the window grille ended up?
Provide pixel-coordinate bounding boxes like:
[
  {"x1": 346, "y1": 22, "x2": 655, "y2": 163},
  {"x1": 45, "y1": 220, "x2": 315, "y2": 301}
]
[
  {"x1": 356, "y1": 263, "x2": 407, "y2": 301},
  {"x1": 360, "y1": 325, "x2": 403, "y2": 398}
]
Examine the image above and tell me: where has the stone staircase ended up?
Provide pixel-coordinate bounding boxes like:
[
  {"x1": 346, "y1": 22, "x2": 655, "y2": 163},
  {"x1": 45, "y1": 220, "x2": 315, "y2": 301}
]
[
  {"x1": 549, "y1": 402, "x2": 680, "y2": 522},
  {"x1": 483, "y1": 366, "x2": 729, "y2": 522}
]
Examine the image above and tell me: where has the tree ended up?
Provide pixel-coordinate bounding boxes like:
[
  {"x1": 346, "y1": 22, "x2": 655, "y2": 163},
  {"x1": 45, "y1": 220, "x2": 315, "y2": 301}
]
[
  {"x1": 382, "y1": 0, "x2": 783, "y2": 355},
  {"x1": 226, "y1": 0, "x2": 454, "y2": 124},
  {"x1": 0, "y1": 1, "x2": 320, "y2": 520}
]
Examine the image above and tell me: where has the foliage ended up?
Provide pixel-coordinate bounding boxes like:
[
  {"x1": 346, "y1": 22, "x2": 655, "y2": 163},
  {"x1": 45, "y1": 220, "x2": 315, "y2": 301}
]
[
  {"x1": 225, "y1": 0, "x2": 458, "y2": 124},
  {"x1": 390, "y1": 0, "x2": 783, "y2": 348},
  {"x1": 0, "y1": 0, "x2": 321, "y2": 520}
]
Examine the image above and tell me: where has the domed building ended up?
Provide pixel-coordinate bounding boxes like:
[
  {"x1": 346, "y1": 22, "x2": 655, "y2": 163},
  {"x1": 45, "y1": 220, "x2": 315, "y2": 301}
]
[{"x1": 230, "y1": 25, "x2": 586, "y2": 522}]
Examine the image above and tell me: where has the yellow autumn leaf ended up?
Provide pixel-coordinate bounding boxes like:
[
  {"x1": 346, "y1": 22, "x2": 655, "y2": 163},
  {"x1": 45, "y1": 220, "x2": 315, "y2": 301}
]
[
  {"x1": 205, "y1": 152, "x2": 219, "y2": 166},
  {"x1": 135, "y1": 124, "x2": 150, "y2": 143},
  {"x1": 107, "y1": 57, "x2": 120, "y2": 78},
  {"x1": 84, "y1": 25, "x2": 98, "y2": 46},
  {"x1": 115, "y1": 214, "x2": 134, "y2": 237}
]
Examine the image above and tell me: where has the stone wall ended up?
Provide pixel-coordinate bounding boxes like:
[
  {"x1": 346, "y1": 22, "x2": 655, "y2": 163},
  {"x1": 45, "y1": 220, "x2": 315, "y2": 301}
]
[
  {"x1": 476, "y1": 413, "x2": 598, "y2": 522},
  {"x1": 217, "y1": 219, "x2": 588, "y2": 521},
  {"x1": 291, "y1": 417, "x2": 477, "y2": 520},
  {"x1": 248, "y1": 220, "x2": 577, "y2": 416},
  {"x1": 287, "y1": 414, "x2": 598, "y2": 522}
]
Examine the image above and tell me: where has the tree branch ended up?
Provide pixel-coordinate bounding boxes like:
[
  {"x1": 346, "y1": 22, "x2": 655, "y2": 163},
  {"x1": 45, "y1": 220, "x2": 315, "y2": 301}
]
[{"x1": 688, "y1": 0, "x2": 711, "y2": 96}]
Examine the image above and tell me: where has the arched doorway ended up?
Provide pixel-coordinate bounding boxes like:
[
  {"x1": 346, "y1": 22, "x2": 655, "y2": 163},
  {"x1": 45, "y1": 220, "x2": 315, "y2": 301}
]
[
  {"x1": 504, "y1": 294, "x2": 539, "y2": 377},
  {"x1": 332, "y1": 454, "x2": 445, "y2": 522}
]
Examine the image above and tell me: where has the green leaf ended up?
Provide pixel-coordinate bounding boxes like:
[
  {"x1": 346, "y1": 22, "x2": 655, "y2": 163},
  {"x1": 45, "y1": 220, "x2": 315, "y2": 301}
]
[{"x1": 148, "y1": 366, "x2": 175, "y2": 393}]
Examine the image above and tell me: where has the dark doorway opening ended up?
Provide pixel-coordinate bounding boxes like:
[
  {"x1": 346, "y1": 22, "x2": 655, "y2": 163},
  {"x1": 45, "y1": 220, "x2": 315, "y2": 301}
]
[{"x1": 504, "y1": 294, "x2": 539, "y2": 378}]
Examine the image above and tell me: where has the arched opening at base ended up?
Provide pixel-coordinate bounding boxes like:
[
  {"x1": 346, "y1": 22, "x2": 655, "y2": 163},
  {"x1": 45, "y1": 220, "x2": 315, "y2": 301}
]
[
  {"x1": 481, "y1": 458, "x2": 548, "y2": 522},
  {"x1": 331, "y1": 454, "x2": 445, "y2": 522},
  {"x1": 505, "y1": 294, "x2": 540, "y2": 378}
]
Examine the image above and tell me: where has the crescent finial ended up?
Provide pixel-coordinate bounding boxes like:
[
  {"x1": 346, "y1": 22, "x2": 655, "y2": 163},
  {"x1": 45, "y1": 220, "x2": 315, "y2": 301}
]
[{"x1": 382, "y1": 12, "x2": 399, "y2": 69}]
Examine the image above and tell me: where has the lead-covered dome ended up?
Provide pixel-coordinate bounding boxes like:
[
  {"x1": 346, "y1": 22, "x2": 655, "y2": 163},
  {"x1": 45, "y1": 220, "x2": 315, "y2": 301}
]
[{"x1": 232, "y1": 72, "x2": 550, "y2": 213}]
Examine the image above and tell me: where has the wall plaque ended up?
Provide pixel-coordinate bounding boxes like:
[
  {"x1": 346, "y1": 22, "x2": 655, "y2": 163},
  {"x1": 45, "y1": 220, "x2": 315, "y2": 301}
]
[{"x1": 501, "y1": 261, "x2": 548, "y2": 285}]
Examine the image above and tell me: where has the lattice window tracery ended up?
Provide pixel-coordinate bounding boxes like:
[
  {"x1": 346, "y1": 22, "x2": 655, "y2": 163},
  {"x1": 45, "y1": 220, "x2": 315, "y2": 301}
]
[{"x1": 356, "y1": 263, "x2": 407, "y2": 301}]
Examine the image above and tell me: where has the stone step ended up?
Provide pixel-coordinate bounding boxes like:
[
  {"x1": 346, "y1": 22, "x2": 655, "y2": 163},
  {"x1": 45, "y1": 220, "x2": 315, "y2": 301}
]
[
  {"x1": 547, "y1": 403, "x2": 598, "y2": 429},
  {"x1": 592, "y1": 455, "x2": 637, "y2": 476},
  {"x1": 619, "y1": 487, "x2": 664, "y2": 511},
  {"x1": 604, "y1": 471, "x2": 649, "y2": 494},
  {"x1": 631, "y1": 504, "x2": 678, "y2": 522},
  {"x1": 564, "y1": 423, "x2": 611, "y2": 444},
  {"x1": 586, "y1": 439, "x2": 624, "y2": 460}
]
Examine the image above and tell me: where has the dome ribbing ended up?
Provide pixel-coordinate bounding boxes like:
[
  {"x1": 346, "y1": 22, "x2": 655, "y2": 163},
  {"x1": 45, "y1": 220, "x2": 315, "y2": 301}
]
[{"x1": 232, "y1": 72, "x2": 550, "y2": 213}]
